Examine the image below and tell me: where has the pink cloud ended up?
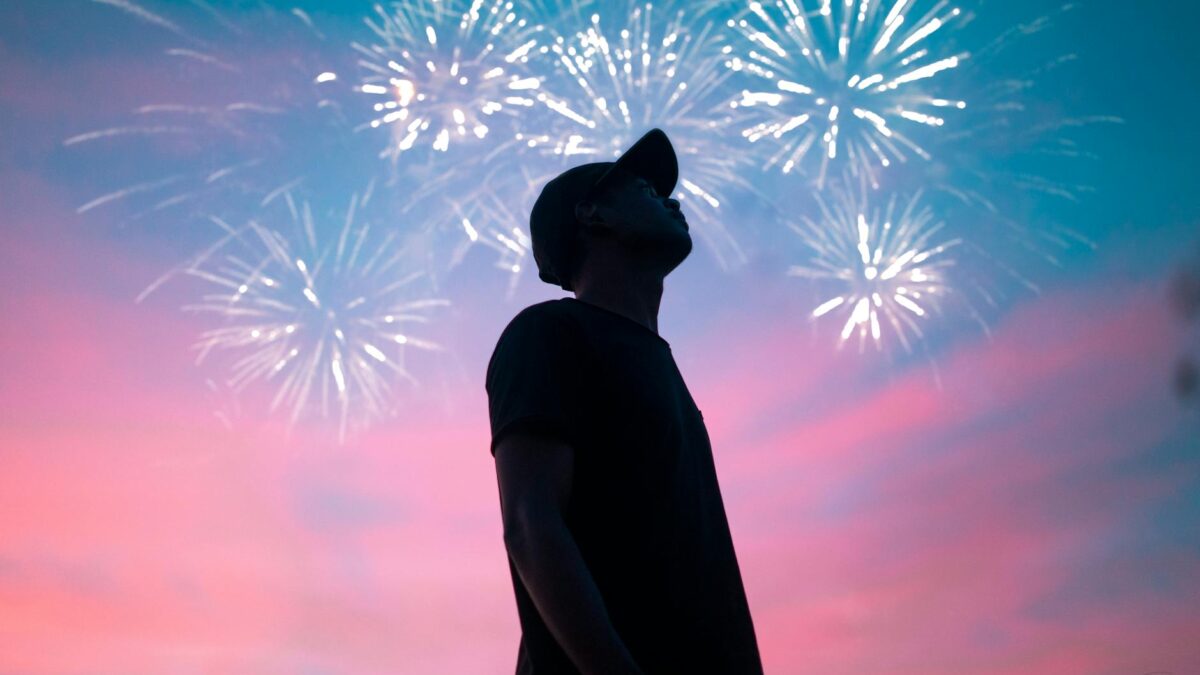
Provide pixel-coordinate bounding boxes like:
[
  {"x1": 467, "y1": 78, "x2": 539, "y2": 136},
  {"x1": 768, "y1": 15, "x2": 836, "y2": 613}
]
[{"x1": 698, "y1": 283, "x2": 1198, "y2": 674}]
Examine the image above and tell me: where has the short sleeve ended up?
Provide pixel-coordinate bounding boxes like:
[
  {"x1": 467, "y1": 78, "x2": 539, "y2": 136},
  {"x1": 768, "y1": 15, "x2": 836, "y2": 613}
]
[{"x1": 485, "y1": 307, "x2": 585, "y2": 457}]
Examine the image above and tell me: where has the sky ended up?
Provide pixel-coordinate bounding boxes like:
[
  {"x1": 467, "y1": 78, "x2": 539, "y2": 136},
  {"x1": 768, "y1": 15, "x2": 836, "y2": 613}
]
[{"x1": 1, "y1": 0, "x2": 1198, "y2": 673}]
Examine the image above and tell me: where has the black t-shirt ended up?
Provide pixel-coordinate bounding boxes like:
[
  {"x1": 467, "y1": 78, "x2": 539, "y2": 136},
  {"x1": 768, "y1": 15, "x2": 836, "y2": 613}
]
[{"x1": 485, "y1": 298, "x2": 763, "y2": 675}]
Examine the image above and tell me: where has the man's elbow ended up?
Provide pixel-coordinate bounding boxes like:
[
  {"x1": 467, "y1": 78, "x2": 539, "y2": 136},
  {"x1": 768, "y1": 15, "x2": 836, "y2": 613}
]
[{"x1": 503, "y1": 504, "x2": 565, "y2": 556}]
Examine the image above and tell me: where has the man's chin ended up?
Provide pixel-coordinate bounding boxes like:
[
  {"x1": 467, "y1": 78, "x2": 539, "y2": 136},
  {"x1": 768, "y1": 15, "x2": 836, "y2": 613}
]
[
  {"x1": 661, "y1": 232, "x2": 693, "y2": 271},
  {"x1": 627, "y1": 229, "x2": 692, "y2": 271}
]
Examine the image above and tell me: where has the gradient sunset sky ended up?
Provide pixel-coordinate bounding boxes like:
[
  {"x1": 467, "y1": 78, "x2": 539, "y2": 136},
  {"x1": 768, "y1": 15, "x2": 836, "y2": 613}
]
[{"x1": 1, "y1": 1, "x2": 1198, "y2": 673}]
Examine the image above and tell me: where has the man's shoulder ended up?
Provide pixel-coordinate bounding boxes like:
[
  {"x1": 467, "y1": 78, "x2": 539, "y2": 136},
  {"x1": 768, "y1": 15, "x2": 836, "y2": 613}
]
[
  {"x1": 502, "y1": 298, "x2": 579, "y2": 335},
  {"x1": 515, "y1": 297, "x2": 574, "y2": 320},
  {"x1": 489, "y1": 299, "x2": 578, "y2": 357},
  {"x1": 485, "y1": 299, "x2": 584, "y2": 392}
]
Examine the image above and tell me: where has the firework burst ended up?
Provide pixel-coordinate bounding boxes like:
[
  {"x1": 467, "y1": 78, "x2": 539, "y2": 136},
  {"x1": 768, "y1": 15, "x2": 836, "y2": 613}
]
[
  {"x1": 531, "y1": 2, "x2": 754, "y2": 269},
  {"x1": 789, "y1": 185, "x2": 960, "y2": 352},
  {"x1": 353, "y1": 0, "x2": 549, "y2": 163},
  {"x1": 721, "y1": 0, "x2": 969, "y2": 188},
  {"x1": 178, "y1": 189, "x2": 449, "y2": 443},
  {"x1": 65, "y1": 2, "x2": 368, "y2": 228},
  {"x1": 450, "y1": 163, "x2": 539, "y2": 273},
  {"x1": 522, "y1": 0, "x2": 598, "y2": 24},
  {"x1": 453, "y1": 185, "x2": 535, "y2": 297},
  {"x1": 904, "y1": 3, "x2": 1122, "y2": 270}
]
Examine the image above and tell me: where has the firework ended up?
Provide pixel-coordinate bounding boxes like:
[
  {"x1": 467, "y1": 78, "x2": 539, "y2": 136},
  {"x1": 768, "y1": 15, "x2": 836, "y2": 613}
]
[
  {"x1": 453, "y1": 182, "x2": 535, "y2": 298},
  {"x1": 522, "y1": 0, "x2": 598, "y2": 24},
  {"x1": 902, "y1": 3, "x2": 1122, "y2": 272},
  {"x1": 532, "y1": 2, "x2": 754, "y2": 270},
  {"x1": 178, "y1": 190, "x2": 449, "y2": 443},
  {"x1": 65, "y1": 2, "x2": 368, "y2": 228},
  {"x1": 721, "y1": 0, "x2": 968, "y2": 188},
  {"x1": 353, "y1": 0, "x2": 550, "y2": 163},
  {"x1": 789, "y1": 185, "x2": 959, "y2": 352}
]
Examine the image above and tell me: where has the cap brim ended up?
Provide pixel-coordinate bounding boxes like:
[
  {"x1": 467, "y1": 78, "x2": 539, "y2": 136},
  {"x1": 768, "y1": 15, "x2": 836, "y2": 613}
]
[{"x1": 596, "y1": 128, "x2": 678, "y2": 198}]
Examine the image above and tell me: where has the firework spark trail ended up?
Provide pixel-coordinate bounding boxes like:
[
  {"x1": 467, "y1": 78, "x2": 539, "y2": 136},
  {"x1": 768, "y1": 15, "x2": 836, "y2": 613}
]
[
  {"x1": 788, "y1": 185, "x2": 962, "y2": 353},
  {"x1": 352, "y1": 0, "x2": 549, "y2": 162},
  {"x1": 452, "y1": 179, "x2": 535, "y2": 298},
  {"x1": 385, "y1": 150, "x2": 559, "y2": 295},
  {"x1": 91, "y1": 0, "x2": 195, "y2": 42},
  {"x1": 517, "y1": 0, "x2": 601, "y2": 29},
  {"x1": 927, "y1": 4, "x2": 1123, "y2": 208},
  {"x1": 721, "y1": 0, "x2": 969, "y2": 189},
  {"x1": 181, "y1": 190, "x2": 450, "y2": 444},
  {"x1": 531, "y1": 1, "x2": 754, "y2": 270},
  {"x1": 891, "y1": 2, "x2": 1123, "y2": 287},
  {"x1": 66, "y1": 2, "x2": 363, "y2": 229}
]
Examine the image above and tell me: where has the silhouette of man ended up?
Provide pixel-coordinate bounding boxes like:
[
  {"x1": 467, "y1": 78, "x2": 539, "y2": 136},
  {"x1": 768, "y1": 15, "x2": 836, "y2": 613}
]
[{"x1": 486, "y1": 129, "x2": 764, "y2": 674}]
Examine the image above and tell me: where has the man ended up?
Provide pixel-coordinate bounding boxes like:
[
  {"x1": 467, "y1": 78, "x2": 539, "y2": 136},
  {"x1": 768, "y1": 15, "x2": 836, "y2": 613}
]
[{"x1": 485, "y1": 129, "x2": 764, "y2": 674}]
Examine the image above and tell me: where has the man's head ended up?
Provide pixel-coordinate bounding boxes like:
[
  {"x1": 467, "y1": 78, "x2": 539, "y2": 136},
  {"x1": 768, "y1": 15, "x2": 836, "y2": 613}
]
[{"x1": 529, "y1": 129, "x2": 692, "y2": 292}]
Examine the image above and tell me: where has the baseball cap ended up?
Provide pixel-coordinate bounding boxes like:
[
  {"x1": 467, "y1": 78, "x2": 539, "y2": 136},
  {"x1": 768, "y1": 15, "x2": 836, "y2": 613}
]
[{"x1": 529, "y1": 128, "x2": 679, "y2": 291}]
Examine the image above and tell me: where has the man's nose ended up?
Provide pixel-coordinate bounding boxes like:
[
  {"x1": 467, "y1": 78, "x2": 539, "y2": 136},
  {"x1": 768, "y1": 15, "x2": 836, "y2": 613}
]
[{"x1": 664, "y1": 197, "x2": 681, "y2": 211}]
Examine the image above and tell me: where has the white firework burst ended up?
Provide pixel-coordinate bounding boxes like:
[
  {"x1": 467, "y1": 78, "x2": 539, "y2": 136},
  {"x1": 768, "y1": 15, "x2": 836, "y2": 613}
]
[
  {"x1": 789, "y1": 186, "x2": 959, "y2": 352},
  {"x1": 453, "y1": 181, "x2": 535, "y2": 297},
  {"x1": 179, "y1": 190, "x2": 449, "y2": 443},
  {"x1": 65, "y1": 2, "x2": 367, "y2": 227},
  {"x1": 531, "y1": 1, "x2": 753, "y2": 270},
  {"x1": 353, "y1": 0, "x2": 548, "y2": 162},
  {"x1": 722, "y1": 0, "x2": 968, "y2": 188}
]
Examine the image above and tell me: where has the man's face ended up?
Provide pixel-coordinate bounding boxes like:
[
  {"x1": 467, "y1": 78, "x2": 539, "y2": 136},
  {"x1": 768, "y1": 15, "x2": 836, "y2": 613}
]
[{"x1": 582, "y1": 168, "x2": 693, "y2": 275}]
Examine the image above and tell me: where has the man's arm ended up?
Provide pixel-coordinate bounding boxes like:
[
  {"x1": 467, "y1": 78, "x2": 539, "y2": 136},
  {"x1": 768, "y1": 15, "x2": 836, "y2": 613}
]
[{"x1": 495, "y1": 431, "x2": 645, "y2": 675}]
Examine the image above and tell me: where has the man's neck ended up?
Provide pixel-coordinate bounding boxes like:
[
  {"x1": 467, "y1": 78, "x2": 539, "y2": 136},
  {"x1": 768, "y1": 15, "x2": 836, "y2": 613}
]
[{"x1": 573, "y1": 264, "x2": 664, "y2": 334}]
